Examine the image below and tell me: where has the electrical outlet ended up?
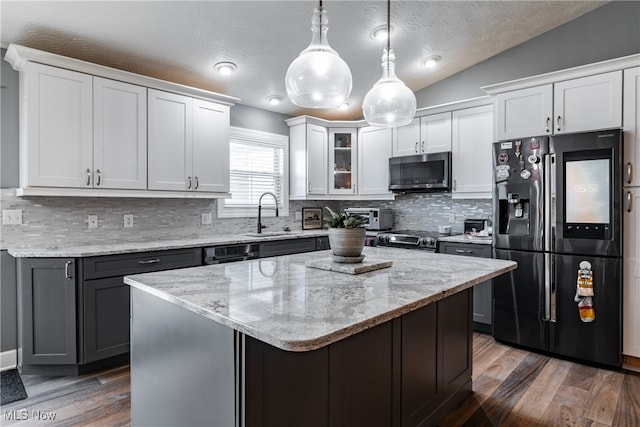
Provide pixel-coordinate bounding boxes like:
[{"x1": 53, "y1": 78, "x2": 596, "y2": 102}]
[
  {"x1": 2, "y1": 209, "x2": 23, "y2": 225},
  {"x1": 201, "y1": 212, "x2": 212, "y2": 225},
  {"x1": 124, "y1": 214, "x2": 134, "y2": 228},
  {"x1": 449, "y1": 213, "x2": 456, "y2": 223},
  {"x1": 88, "y1": 214, "x2": 98, "y2": 229}
]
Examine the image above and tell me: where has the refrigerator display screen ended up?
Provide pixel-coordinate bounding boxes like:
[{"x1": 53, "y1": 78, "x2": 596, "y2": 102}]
[{"x1": 565, "y1": 159, "x2": 610, "y2": 224}]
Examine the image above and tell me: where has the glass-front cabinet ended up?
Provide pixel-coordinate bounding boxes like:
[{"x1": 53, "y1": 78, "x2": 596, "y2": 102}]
[{"x1": 328, "y1": 128, "x2": 357, "y2": 195}]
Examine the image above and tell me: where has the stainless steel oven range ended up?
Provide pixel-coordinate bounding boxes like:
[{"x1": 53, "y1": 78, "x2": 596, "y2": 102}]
[{"x1": 375, "y1": 230, "x2": 450, "y2": 252}]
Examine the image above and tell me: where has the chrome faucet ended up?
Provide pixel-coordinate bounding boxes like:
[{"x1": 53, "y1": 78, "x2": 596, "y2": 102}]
[{"x1": 257, "y1": 192, "x2": 279, "y2": 233}]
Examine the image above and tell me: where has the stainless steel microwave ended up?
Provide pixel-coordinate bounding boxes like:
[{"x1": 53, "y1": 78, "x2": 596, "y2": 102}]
[
  {"x1": 343, "y1": 208, "x2": 393, "y2": 230},
  {"x1": 388, "y1": 152, "x2": 451, "y2": 193}
]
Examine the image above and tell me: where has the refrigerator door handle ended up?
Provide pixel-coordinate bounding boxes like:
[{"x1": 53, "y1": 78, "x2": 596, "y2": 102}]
[
  {"x1": 550, "y1": 254, "x2": 557, "y2": 322},
  {"x1": 544, "y1": 253, "x2": 552, "y2": 321},
  {"x1": 628, "y1": 191, "x2": 633, "y2": 213}
]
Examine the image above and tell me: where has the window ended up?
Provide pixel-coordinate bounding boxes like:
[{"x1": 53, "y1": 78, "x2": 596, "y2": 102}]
[{"x1": 217, "y1": 127, "x2": 289, "y2": 218}]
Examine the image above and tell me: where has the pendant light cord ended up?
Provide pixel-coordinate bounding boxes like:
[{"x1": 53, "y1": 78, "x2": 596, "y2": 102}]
[
  {"x1": 319, "y1": 0, "x2": 323, "y2": 44},
  {"x1": 387, "y1": 0, "x2": 391, "y2": 75}
]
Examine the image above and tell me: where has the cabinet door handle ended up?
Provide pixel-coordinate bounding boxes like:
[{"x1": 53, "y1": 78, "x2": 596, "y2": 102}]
[
  {"x1": 628, "y1": 191, "x2": 633, "y2": 213},
  {"x1": 308, "y1": 182, "x2": 312, "y2": 193},
  {"x1": 455, "y1": 249, "x2": 473, "y2": 254},
  {"x1": 86, "y1": 168, "x2": 91, "y2": 186},
  {"x1": 545, "y1": 117, "x2": 550, "y2": 133},
  {"x1": 96, "y1": 169, "x2": 101, "y2": 186},
  {"x1": 556, "y1": 115, "x2": 562, "y2": 132},
  {"x1": 627, "y1": 162, "x2": 633, "y2": 185},
  {"x1": 453, "y1": 179, "x2": 457, "y2": 191},
  {"x1": 421, "y1": 141, "x2": 425, "y2": 152},
  {"x1": 65, "y1": 261, "x2": 73, "y2": 279},
  {"x1": 194, "y1": 176, "x2": 199, "y2": 190},
  {"x1": 138, "y1": 259, "x2": 161, "y2": 265},
  {"x1": 187, "y1": 176, "x2": 192, "y2": 190},
  {"x1": 415, "y1": 142, "x2": 419, "y2": 153}
]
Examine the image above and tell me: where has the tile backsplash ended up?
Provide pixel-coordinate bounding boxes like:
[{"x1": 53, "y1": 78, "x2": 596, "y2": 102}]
[{"x1": 0, "y1": 189, "x2": 492, "y2": 250}]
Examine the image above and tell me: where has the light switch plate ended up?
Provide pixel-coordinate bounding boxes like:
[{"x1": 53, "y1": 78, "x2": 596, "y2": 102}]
[
  {"x1": 201, "y1": 212, "x2": 212, "y2": 225},
  {"x1": 88, "y1": 214, "x2": 98, "y2": 229},
  {"x1": 2, "y1": 209, "x2": 22, "y2": 225},
  {"x1": 124, "y1": 214, "x2": 134, "y2": 228}
]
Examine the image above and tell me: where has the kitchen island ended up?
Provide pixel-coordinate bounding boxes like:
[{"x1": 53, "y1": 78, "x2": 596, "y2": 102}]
[{"x1": 124, "y1": 247, "x2": 516, "y2": 427}]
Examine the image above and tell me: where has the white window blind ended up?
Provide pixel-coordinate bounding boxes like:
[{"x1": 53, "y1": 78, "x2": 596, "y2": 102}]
[{"x1": 219, "y1": 127, "x2": 289, "y2": 217}]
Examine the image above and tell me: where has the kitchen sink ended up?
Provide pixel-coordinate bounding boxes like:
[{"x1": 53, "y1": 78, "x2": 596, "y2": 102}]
[{"x1": 244, "y1": 231, "x2": 300, "y2": 237}]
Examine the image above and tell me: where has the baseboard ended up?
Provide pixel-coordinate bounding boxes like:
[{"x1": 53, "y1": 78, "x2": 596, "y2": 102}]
[
  {"x1": 0, "y1": 349, "x2": 17, "y2": 372},
  {"x1": 623, "y1": 354, "x2": 640, "y2": 372}
]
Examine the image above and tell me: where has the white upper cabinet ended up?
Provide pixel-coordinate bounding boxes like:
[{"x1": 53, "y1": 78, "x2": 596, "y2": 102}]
[
  {"x1": 148, "y1": 90, "x2": 193, "y2": 191},
  {"x1": 148, "y1": 90, "x2": 229, "y2": 193},
  {"x1": 495, "y1": 85, "x2": 553, "y2": 140},
  {"x1": 93, "y1": 77, "x2": 147, "y2": 190},
  {"x1": 192, "y1": 99, "x2": 230, "y2": 193},
  {"x1": 23, "y1": 62, "x2": 93, "y2": 188},
  {"x1": 7, "y1": 43, "x2": 236, "y2": 198},
  {"x1": 393, "y1": 112, "x2": 452, "y2": 156},
  {"x1": 492, "y1": 70, "x2": 624, "y2": 141},
  {"x1": 554, "y1": 71, "x2": 622, "y2": 134},
  {"x1": 328, "y1": 128, "x2": 357, "y2": 195},
  {"x1": 624, "y1": 67, "x2": 640, "y2": 188},
  {"x1": 306, "y1": 124, "x2": 329, "y2": 195},
  {"x1": 421, "y1": 112, "x2": 452, "y2": 153},
  {"x1": 22, "y1": 63, "x2": 147, "y2": 190},
  {"x1": 452, "y1": 104, "x2": 494, "y2": 199},
  {"x1": 393, "y1": 118, "x2": 421, "y2": 156},
  {"x1": 358, "y1": 126, "x2": 392, "y2": 196}
]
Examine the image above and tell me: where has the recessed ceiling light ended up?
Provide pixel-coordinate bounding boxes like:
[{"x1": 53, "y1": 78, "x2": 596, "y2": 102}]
[
  {"x1": 421, "y1": 55, "x2": 441, "y2": 69},
  {"x1": 214, "y1": 61, "x2": 237, "y2": 76},
  {"x1": 267, "y1": 95, "x2": 282, "y2": 106},
  {"x1": 338, "y1": 102, "x2": 350, "y2": 111},
  {"x1": 370, "y1": 25, "x2": 394, "y2": 42}
]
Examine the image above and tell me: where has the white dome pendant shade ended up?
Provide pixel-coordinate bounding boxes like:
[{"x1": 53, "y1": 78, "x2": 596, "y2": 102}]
[
  {"x1": 362, "y1": 0, "x2": 416, "y2": 128},
  {"x1": 362, "y1": 48, "x2": 416, "y2": 127},
  {"x1": 285, "y1": 2, "x2": 352, "y2": 109}
]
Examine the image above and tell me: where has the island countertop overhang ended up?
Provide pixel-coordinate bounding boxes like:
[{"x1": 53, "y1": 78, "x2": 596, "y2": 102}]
[{"x1": 124, "y1": 247, "x2": 517, "y2": 352}]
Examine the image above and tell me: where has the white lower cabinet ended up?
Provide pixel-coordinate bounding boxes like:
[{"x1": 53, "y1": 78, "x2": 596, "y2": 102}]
[
  {"x1": 148, "y1": 89, "x2": 229, "y2": 193},
  {"x1": 623, "y1": 188, "x2": 640, "y2": 360},
  {"x1": 452, "y1": 104, "x2": 494, "y2": 198}
]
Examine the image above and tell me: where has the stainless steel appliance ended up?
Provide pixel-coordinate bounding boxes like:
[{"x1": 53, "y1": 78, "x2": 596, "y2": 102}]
[
  {"x1": 375, "y1": 230, "x2": 447, "y2": 251},
  {"x1": 344, "y1": 207, "x2": 393, "y2": 230},
  {"x1": 204, "y1": 244, "x2": 260, "y2": 264},
  {"x1": 492, "y1": 129, "x2": 622, "y2": 367},
  {"x1": 388, "y1": 151, "x2": 451, "y2": 193}
]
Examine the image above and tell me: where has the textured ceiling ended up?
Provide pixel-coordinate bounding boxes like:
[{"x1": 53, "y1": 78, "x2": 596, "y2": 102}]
[{"x1": 1, "y1": 1, "x2": 606, "y2": 120}]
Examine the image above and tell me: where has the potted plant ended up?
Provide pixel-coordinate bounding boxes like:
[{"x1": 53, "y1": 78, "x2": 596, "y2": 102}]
[{"x1": 324, "y1": 207, "x2": 367, "y2": 261}]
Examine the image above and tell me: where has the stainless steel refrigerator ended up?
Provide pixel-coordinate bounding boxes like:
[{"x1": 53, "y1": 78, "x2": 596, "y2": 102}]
[{"x1": 492, "y1": 129, "x2": 622, "y2": 367}]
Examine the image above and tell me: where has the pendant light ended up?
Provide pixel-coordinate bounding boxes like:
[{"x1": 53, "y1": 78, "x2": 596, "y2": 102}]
[
  {"x1": 362, "y1": 0, "x2": 416, "y2": 127},
  {"x1": 285, "y1": 0, "x2": 352, "y2": 109}
]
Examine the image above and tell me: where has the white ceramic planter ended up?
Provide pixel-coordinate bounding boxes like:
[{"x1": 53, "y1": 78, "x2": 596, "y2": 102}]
[{"x1": 328, "y1": 227, "x2": 366, "y2": 258}]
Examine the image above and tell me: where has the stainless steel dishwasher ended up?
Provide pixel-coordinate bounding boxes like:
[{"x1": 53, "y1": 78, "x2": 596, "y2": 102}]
[{"x1": 204, "y1": 244, "x2": 260, "y2": 264}]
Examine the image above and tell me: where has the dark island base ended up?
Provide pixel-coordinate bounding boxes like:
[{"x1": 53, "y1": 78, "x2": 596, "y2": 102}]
[{"x1": 131, "y1": 288, "x2": 473, "y2": 427}]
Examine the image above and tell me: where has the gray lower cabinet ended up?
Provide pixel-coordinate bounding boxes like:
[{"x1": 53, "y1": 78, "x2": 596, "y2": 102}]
[
  {"x1": 259, "y1": 236, "x2": 329, "y2": 258},
  {"x1": 17, "y1": 248, "x2": 202, "y2": 375},
  {"x1": 17, "y1": 258, "x2": 77, "y2": 366},
  {"x1": 439, "y1": 242, "x2": 493, "y2": 332}
]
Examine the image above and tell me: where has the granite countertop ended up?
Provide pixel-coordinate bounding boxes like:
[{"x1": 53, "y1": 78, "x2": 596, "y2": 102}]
[
  {"x1": 7, "y1": 230, "x2": 331, "y2": 258},
  {"x1": 438, "y1": 234, "x2": 493, "y2": 245},
  {"x1": 124, "y1": 247, "x2": 516, "y2": 352}
]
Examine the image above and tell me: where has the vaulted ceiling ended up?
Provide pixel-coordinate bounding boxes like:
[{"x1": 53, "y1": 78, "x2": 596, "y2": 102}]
[{"x1": 1, "y1": 1, "x2": 606, "y2": 120}]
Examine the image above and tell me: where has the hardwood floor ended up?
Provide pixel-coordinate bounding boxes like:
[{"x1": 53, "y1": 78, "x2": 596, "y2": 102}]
[{"x1": 2, "y1": 333, "x2": 639, "y2": 426}]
